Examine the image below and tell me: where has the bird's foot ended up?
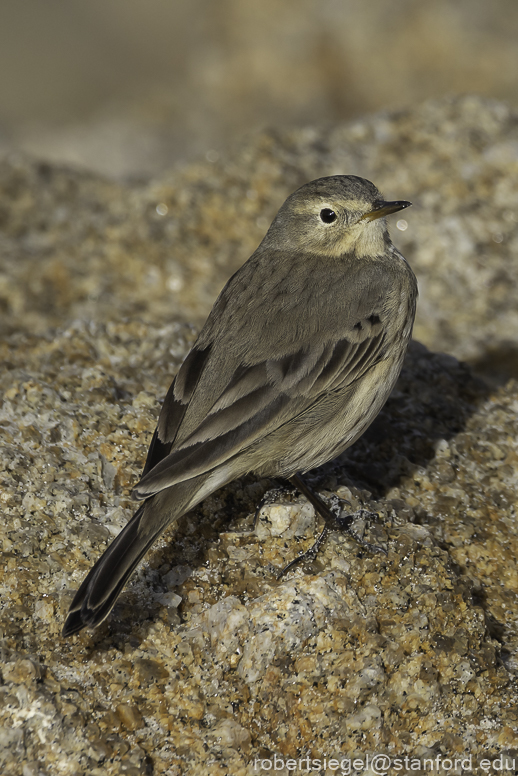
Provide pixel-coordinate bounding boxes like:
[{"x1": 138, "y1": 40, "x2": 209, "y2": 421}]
[
  {"x1": 334, "y1": 505, "x2": 387, "y2": 556},
  {"x1": 276, "y1": 526, "x2": 329, "y2": 579},
  {"x1": 276, "y1": 475, "x2": 386, "y2": 577}
]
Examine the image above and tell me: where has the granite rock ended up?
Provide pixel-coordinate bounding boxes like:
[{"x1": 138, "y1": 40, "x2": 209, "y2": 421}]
[
  {"x1": 1, "y1": 96, "x2": 518, "y2": 773},
  {"x1": 1, "y1": 322, "x2": 518, "y2": 773},
  {"x1": 1, "y1": 95, "x2": 518, "y2": 381}
]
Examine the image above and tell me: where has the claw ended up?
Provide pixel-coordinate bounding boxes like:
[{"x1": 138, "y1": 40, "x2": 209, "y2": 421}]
[
  {"x1": 276, "y1": 475, "x2": 386, "y2": 576},
  {"x1": 336, "y1": 508, "x2": 387, "y2": 555},
  {"x1": 253, "y1": 480, "x2": 298, "y2": 527},
  {"x1": 277, "y1": 527, "x2": 329, "y2": 578}
]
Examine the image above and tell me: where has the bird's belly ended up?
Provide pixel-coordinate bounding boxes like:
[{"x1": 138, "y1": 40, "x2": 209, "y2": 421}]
[{"x1": 252, "y1": 353, "x2": 404, "y2": 478}]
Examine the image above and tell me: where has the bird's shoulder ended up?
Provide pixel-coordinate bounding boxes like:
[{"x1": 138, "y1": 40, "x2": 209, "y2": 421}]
[
  {"x1": 200, "y1": 246, "x2": 405, "y2": 353},
  {"x1": 139, "y1": 244, "x2": 413, "y2": 480}
]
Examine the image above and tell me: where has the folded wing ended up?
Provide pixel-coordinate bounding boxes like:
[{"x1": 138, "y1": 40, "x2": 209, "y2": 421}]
[{"x1": 134, "y1": 321, "x2": 387, "y2": 499}]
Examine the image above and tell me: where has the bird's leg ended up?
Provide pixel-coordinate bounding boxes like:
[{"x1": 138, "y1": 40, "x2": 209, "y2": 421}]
[
  {"x1": 334, "y1": 507, "x2": 387, "y2": 555},
  {"x1": 277, "y1": 473, "x2": 386, "y2": 578},
  {"x1": 289, "y1": 474, "x2": 339, "y2": 529},
  {"x1": 276, "y1": 525, "x2": 330, "y2": 578}
]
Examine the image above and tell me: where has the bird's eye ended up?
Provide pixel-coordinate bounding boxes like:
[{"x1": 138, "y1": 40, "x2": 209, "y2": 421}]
[{"x1": 319, "y1": 208, "x2": 337, "y2": 224}]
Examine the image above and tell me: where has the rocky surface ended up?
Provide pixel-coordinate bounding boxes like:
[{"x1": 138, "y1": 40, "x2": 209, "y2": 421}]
[
  {"x1": 4, "y1": 1, "x2": 518, "y2": 179},
  {"x1": 1, "y1": 95, "x2": 518, "y2": 383},
  {"x1": 1, "y1": 95, "x2": 518, "y2": 773},
  {"x1": 2, "y1": 326, "x2": 518, "y2": 775}
]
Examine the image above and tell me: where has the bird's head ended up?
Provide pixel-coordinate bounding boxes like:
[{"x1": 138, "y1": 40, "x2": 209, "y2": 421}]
[{"x1": 264, "y1": 175, "x2": 411, "y2": 258}]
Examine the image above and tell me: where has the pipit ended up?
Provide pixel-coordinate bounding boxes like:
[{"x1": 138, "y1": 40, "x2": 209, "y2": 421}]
[{"x1": 63, "y1": 175, "x2": 416, "y2": 637}]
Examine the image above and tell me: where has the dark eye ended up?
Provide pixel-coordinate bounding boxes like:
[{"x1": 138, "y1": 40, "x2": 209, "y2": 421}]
[{"x1": 319, "y1": 208, "x2": 337, "y2": 224}]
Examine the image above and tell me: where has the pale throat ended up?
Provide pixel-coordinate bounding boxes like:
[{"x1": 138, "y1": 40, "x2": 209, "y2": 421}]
[
  {"x1": 351, "y1": 221, "x2": 388, "y2": 258},
  {"x1": 325, "y1": 220, "x2": 388, "y2": 259}
]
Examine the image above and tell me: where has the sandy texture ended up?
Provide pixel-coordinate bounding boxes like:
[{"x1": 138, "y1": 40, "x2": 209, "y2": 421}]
[
  {"x1": 1, "y1": 95, "x2": 518, "y2": 383},
  {"x1": 2, "y1": 326, "x2": 518, "y2": 774},
  {"x1": 1, "y1": 96, "x2": 518, "y2": 773}
]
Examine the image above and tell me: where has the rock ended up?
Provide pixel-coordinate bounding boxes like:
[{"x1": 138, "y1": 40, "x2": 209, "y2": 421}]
[
  {"x1": 1, "y1": 95, "x2": 518, "y2": 381},
  {"x1": 115, "y1": 704, "x2": 145, "y2": 732},
  {"x1": 5, "y1": 1, "x2": 518, "y2": 180},
  {"x1": 1, "y1": 319, "x2": 518, "y2": 771},
  {"x1": 1, "y1": 96, "x2": 518, "y2": 772}
]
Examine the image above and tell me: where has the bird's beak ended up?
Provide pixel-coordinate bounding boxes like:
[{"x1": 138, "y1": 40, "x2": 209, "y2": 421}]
[{"x1": 361, "y1": 200, "x2": 412, "y2": 222}]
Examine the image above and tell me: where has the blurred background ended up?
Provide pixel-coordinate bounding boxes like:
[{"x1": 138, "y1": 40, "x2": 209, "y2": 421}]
[{"x1": 1, "y1": 0, "x2": 517, "y2": 180}]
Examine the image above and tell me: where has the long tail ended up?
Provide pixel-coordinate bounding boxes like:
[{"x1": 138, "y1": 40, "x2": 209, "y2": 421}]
[
  {"x1": 62, "y1": 465, "x2": 236, "y2": 637},
  {"x1": 62, "y1": 472, "x2": 218, "y2": 637},
  {"x1": 62, "y1": 501, "x2": 169, "y2": 637}
]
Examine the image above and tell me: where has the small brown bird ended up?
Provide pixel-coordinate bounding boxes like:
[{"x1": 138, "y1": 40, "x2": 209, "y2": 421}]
[{"x1": 63, "y1": 175, "x2": 416, "y2": 637}]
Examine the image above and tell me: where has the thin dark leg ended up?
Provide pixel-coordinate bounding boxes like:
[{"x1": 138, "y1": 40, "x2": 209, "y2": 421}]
[
  {"x1": 276, "y1": 525, "x2": 330, "y2": 578},
  {"x1": 277, "y1": 473, "x2": 385, "y2": 578},
  {"x1": 289, "y1": 474, "x2": 354, "y2": 530}
]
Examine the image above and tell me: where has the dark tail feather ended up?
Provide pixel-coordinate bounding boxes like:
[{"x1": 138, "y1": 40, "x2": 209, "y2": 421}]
[{"x1": 62, "y1": 502, "x2": 167, "y2": 637}]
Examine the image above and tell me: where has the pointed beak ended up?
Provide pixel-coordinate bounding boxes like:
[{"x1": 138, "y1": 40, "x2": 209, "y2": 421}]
[{"x1": 361, "y1": 200, "x2": 412, "y2": 222}]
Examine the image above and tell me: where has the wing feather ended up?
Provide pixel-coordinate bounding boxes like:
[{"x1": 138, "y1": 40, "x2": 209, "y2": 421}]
[
  {"x1": 141, "y1": 344, "x2": 211, "y2": 476},
  {"x1": 134, "y1": 325, "x2": 387, "y2": 498}
]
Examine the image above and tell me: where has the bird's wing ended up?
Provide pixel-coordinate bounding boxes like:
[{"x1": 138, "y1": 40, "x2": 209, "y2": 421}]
[{"x1": 134, "y1": 317, "x2": 387, "y2": 499}]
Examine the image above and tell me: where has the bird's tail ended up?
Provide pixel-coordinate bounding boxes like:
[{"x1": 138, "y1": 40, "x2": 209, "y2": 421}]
[
  {"x1": 62, "y1": 472, "x2": 217, "y2": 638},
  {"x1": 62, "y1": 466, "x2": 235, "y2": 637},
  {"x1": 62, "y1": 501, "x2": 168, "y2": 637}
]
